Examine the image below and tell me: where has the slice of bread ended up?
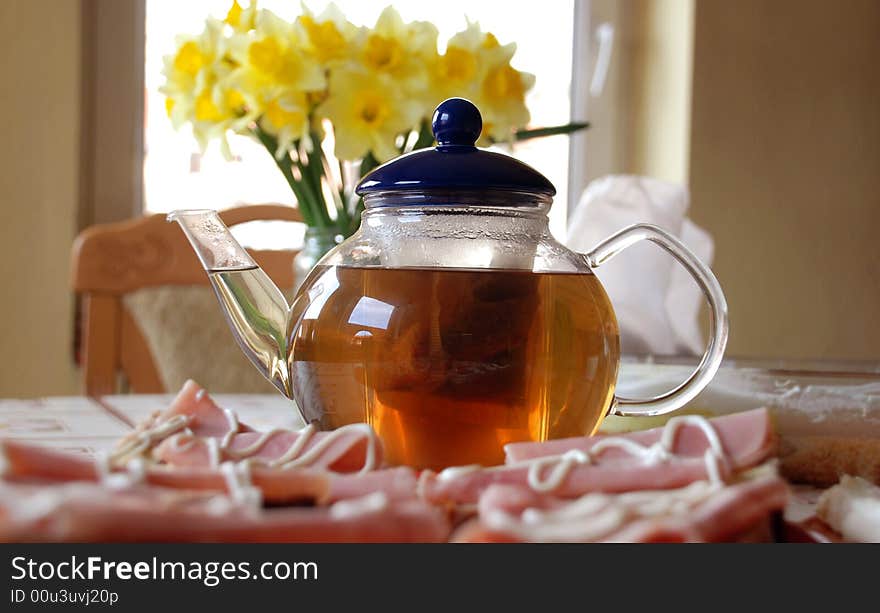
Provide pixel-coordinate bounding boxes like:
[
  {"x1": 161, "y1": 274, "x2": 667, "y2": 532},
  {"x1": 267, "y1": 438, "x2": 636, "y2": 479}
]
[
  {"x1": 603, "y1": 362, "x2": 880, "y2": 487},
  {"x1": 778, "y1": 436, "x2": 880, "y2": 487}
]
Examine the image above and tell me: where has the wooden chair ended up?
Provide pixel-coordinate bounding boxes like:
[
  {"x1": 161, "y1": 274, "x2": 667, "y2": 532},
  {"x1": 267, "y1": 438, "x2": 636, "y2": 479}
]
[{"x1": 71, "y1": 205, "x2": 303, "y2": 395}]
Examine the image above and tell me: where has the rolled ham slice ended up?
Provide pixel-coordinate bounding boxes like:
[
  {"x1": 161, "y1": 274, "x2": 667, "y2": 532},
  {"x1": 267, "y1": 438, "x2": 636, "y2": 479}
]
[
  {"x1": 140, "y1": 379, "x2": 251, "y2": 438},
  {"x1": 453, "y1": 475, "x2": 788, "y2": 543},
  {"x1": 0, "y1": 482, "x2": 450, "y2": 543},
  {"x1": 603, "y1": 476, "x2": 788, "y2": 542},
  {"x1": 154, "y1": 426, "x2": 382, "y2": 474},
  {"x1": 327, "y1": 467, "x2": 419, "y2": 503},
  {"x1": 0, "y1": 440, "x2": 329, "y2": 506},
  {"x1": 119, "y1": 381, "x2": 383, "y2": 475},
  {"x1": 422, "y1": 409, "x2": 776, "y2": 506},
  {"x1": 422, "y1": 457, "x2": 718, "y2": 505},
  {"x1": 110, "y1": 380, "x2": 252, "y2": 466},
  {"x1": 505, "y1": 408, "x2": 774, "y2": 467}
]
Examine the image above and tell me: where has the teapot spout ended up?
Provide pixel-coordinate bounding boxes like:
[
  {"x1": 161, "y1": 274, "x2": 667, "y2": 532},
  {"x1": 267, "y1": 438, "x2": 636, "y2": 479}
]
[
  {"x1": 168, "y1": 210, "x2": 293, "y2": 399},
  {"x1": 167, "y1": 209, "x2": 258, "y2": 272}
]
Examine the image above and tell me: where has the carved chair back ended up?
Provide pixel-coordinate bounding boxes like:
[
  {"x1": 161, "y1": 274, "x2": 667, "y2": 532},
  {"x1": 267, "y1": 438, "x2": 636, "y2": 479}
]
[{"x1": 71, "y1": 205, "x2": 302, "y2": 395}]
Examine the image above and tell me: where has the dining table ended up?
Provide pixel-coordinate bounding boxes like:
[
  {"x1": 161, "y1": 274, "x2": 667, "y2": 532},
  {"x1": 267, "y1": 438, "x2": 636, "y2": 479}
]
[
  {"x1": 0, "y1": 393, "x2": 303, "y2": 458},
  {"x1": 1, "y1": 357, "x2": 879, "y2": 544},
  {"x1": 3, "y1": 357, "x2": 877, "y2": 458}
]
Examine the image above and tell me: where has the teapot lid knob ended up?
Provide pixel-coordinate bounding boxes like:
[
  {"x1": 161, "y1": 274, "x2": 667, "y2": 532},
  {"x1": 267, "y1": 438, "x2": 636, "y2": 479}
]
[
  {"x1": 432, "y1": 98, "x2": 481, "y2": 148},
  {"x1": 356, "y1": 97, "x2": 555, "y2": 198}
]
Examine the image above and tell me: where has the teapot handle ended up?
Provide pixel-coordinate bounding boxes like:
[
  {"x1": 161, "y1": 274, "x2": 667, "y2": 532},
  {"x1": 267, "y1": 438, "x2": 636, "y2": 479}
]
[{"x1": 583, "y1": 224, "x2": 729, "y2": 417}]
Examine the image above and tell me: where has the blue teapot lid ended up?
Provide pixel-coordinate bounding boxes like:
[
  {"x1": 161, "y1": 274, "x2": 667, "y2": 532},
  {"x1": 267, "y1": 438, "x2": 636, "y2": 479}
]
[{"x1": 355, "y1": 98, "x2": 556, "y2": 198}]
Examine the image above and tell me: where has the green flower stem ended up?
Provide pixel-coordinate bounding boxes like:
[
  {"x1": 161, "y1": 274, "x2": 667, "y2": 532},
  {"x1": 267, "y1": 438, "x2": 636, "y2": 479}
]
[
  {"x1": 513, "y1": 121, "x2": 590, "y2": 141},
  {"x1": 291, "y1": 155, "x2": 323, "y2": 224},
  {"x1": 413, "y1": 119, "x2": 435, "y2": 150},
  {"x1": 253, "y1": 126, "x2": 322, "y2": 228},
  {"x1": 342, "y1": 151, "x2": 381, "y2": 235},
  {"x1": 360, "y1": 151, "x2": 381, "y2": 177},
  {"x1": 336, "y1": 158, "x2": 349, "y2": 202},
  {"x1": 327, "y1": 154, "x2": 351, "y2": 231},
  {"x1": 295, "y1": 154, "x2": 332, "y2": 228},
  {"x1": 303, "y1": 133, "x2": 334, "y2": 228}
]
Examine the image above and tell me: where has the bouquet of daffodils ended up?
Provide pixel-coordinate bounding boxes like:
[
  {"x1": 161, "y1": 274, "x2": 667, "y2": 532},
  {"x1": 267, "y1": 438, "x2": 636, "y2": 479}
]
[{"x1": 163, "y1": 1, "x2": 585, "y2": 237}]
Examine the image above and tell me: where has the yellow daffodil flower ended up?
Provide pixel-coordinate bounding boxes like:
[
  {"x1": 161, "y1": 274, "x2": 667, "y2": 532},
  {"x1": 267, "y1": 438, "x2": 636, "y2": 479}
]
[
  {"x1": 430, "y1": 21, "x2": 498, "y2": 111},
  {"x1": 163, "y1": 5, "x2": 538, "y2": 165},
  {"x1": 225, "y1": 0, "x2": 257, "y2": 33},
  {"x1": 354, "y1": 7, "x2": 438, "y2": 98},
  {"x1": 224, "y1": 9, "x2": 327, "y2": 151},
  {"x1": 234, "y1": 10, "x2": 325, "y2": 93},
  {"x1": 258, "y1": 90, "x2": 311, "y2": 157},
  {"x1": 319, "y1": 68, "x2": 422, "y2": 162},
  {"x1": 162, "y1": 18, "x2": 254, "y2": 155},
  {"x1": 479, "y1": 62, "x2": 534, "y2": 142},
  {"x1": 295, "y1": 2, "x2": 359, "y2": 66},
  {"x1": 430, "y1": 20, "x2": 534, "y2": 143}
]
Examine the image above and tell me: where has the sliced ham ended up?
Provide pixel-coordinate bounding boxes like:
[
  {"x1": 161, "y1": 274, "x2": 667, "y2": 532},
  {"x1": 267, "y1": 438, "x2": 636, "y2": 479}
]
[
  {"x1": 505, "y1": 408, "x2": 774, "y2": 467},
  {"x1": 422, "y1": 409, "x2": 776, "y2": 506},
  {"x1": 154, "y1": 426, "x2": 382, "y2": 473},
  {"x1": 453, "y1": 475, "x2": 788, "y2": 543},
  {"x1": 118, "y1": 381, "x2": 384, "y2": 475},
  {"x1": 420, "y1": 457, "x2": 722, "y2": 506},
  {"x1": 156, "y1": 379, "x2": 253, "y2": 438},
  {"x1": 420, "y1": 409, "x2": 775, "y2": 504},
  {"x1": 476, "y1": 483, "x2": 555, "y2": 517},
  {"x1": 327, "y1": 467, "x2": 419, "y2": 503},
  {"x1": 110, "y1": 380, "x2": 252, "y2": 464},
  {"x1": 0, "y1": 482, "x2": 450, "y2": 543},
  {"x1": 0, "y1": 440, "x2": 329, "y2": 505},
  {"x1": 603, "y1": 476, "x2": 788, "y2": 543}
]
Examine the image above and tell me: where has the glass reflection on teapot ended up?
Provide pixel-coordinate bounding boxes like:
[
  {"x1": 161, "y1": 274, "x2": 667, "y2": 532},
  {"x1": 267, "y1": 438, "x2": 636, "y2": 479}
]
[{"x1": 170, "y1": 98, "x2": 728, "y2": 470}]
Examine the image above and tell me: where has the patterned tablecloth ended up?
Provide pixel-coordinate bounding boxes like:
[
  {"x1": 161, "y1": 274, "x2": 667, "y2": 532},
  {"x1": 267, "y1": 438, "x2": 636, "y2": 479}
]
[
  {"x1": 0, "y1": 394, "x2": 302, "y2": 456},
  {"x1": 2, "y1": 360, "x2": 877, "y2": 455}
]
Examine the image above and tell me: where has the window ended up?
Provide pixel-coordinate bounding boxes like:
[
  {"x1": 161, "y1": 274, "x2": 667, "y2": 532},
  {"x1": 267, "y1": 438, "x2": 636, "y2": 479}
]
[{"x1": 143, "y1": 0, "x2": 576, "y2": 242}]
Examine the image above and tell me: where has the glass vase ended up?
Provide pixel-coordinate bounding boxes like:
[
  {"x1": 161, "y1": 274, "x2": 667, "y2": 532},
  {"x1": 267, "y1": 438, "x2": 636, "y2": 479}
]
[{"x1": 293, "y1": 226, "x2": 340, "y2": 293}]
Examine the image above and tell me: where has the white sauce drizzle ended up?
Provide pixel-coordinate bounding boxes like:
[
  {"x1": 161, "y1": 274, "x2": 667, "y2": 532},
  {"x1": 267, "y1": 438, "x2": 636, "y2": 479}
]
[
  {"x1": 93, "y1": 451, "x2": 112, "y2": 482},
  {"x1": 436, "y1": 464, "x2": 482, "y2": 482},
  {"x1": 217, "y1": 422, "x2": 380, "y2": 474},
  {"x1": 106, "y1": 401, "x2": 380, "y2": 479},
  {"x1": 168, "y1": 433, "x2": 196, "y2": 453},
  {"x1": 219, "y1": 461, "x2": 262, "y2": 510},
  {"x1": 329, "y1": 492, "x2": 389, "y2": 520},
  {"x1": 93, "y1": 453, "x2": 147, "y2": 490},
  {"x1": 108, "y1": 414, "x2": 191, "y2": 467},
  {"x1": 416, "y1": 470, "x2": 433, "y2": 500},
  {"x1": 433, "y1": 414, "x2": 732, "y2": 496},
  {"x1": 220, "y1": 409, "x2": 241, "y2": 448},
  {"x1": 522, "y1": 414, "x2": 730, "y2": 493},
  {"x1": 205, "y1": 437, "x2": 221, "y2": 468},
  {"x1": 484, "y1": 480, "x2": 720, "y2": 542}
]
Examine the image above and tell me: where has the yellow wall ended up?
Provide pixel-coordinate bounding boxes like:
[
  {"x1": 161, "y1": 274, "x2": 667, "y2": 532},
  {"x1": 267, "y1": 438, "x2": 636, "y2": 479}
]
[
  {"x1": 584, "y1": 0, "x2": 694, "y2": 185},
  {"x1": 625, "y1": 0, "x2": 694, "y2": 183},
  {"x1": 689, "y1": 0, "x2": 880, "y2": 359},
  {"x1": 0, "y1": 1, "x2": 81, "y2": 396}
]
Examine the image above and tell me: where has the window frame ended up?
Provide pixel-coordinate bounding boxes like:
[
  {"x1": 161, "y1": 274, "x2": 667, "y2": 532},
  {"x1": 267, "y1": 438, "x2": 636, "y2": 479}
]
[{"x1": 79, "y1": 0, "x2": 146, "y2": 228}]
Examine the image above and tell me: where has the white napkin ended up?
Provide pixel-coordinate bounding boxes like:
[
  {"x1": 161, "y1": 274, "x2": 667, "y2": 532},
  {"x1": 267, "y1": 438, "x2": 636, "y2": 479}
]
[{"x1": 565, "y1": 175, "x2": 714, "y2": 356}]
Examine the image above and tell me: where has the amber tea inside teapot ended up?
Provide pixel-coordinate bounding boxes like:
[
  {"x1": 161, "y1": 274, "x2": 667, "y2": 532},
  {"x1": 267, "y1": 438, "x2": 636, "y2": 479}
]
[{"x1": 170, "y1": 98, "x2": 729, "y2": 470}]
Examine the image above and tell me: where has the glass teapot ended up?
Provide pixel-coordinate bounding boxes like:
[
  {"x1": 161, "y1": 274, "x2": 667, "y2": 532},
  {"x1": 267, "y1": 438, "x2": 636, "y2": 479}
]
[{"x1": 170, "y1": 98, "x2": 728, "y2": 470}]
